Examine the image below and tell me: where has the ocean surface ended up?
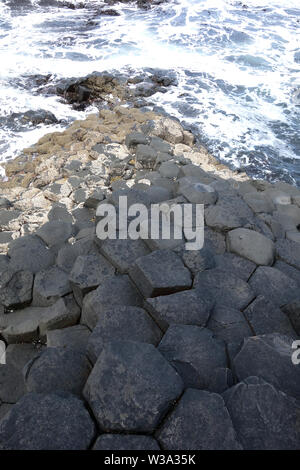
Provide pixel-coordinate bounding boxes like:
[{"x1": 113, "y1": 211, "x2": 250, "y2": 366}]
[{"x1": 0, "y1": 0, "x2": 299, "y2": 185}]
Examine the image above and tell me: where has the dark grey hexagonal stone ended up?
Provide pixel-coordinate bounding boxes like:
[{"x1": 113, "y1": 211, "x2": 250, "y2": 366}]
[
  {"x1": 46, "y1": 325, "x2": 91, "y2": 352},
  {"x1": 87, "y1": 306, "x2": 162, "y2": 363},
  {"x1": 0, "y1": 392, "x2": 95, "y2": 450},
  {"x1": 158, "y1": 325, "x2": 227, "y2": 389},
  {"x1": 83, "y1": 340, "x2": 183, "y2": 432},
  {"x1": 234, "y1": 334, "x2": 300, "y2": 400},
  {"x1": 129, "y1": 249, "x2": 192, "y2": 298},
  {"x1": 135, "y1": 144, "x2": 157, "y2": 169},
  {"x1": 214, "y1": 253, "x2": 256, "y2": 281},
  {"x1": 81, "y1": 275, "x2": 143, "y2": 330},
  {"x1": 99, "y1": 238, "x2": 150, "y2": 273},
  {"x1": 0, "y1": 270, "x2": 33, "y2": 309},
  {"x1": 36, "y1": 220, "x2": 73, "y2": 248},
  {"x1": 144, "y1": 289, "x2": 212, "y2": 331},
  {"x1": 32, "y1": 266, "x2": 72, "y2": 307},
  {"x1": 223, "y1": 377, "x2": 300, "y2": 449},
  {"x1": 156, "y1": 388, "x2": 242, "y2": 450},
  {"x1": 249, "y1": 266, "x2": 300, "y2": 307},
  {"x1": 24, "y1": 347, "x2": 91, "y2": 396},
  {"x1": 93, "y1": 434, "x2": 160, "y2": 450},
  {"x1": 125, "y1": 132, "x2": 149, "y2": 148},
  {"x1": 273, "y1": 261, "x2": 300, "y2": 287},
  {"x1": 194, "y1": 268, "x2": 255, "y2": 310},
  {"x1": 244, "y1": 295, "x2": 297, "y2": 337},
  {"x1": 69, "y1": 254, "x2": 114, "y2": 306},
  {"x1": 6, "y1": 344, "x2": 44, "y2": 370},
  {"x1": 8, "y1": 235, "x2": 55, "y2": 274},
  {"x1": 276, "y1": 238, "x2": 300, "y2": 270},
  {"x1": 282, "y1": 301, "x2": 300, "y2": 335},
  {"x1": 207, "y1": 305, "x2": 252, "y2": 344}
]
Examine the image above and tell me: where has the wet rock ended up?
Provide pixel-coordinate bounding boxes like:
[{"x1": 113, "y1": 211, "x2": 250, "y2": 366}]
[
  {"x1": 69, "y1": 254, "x2": 114, "y2": 306},
  {"x1": 46, "y1": 325, "x2": 91, "y2": 351},
  {"x1": 93, "y1": 434, "x2": 160, "y2": 450},
  {"x1": 9, "y1": 109, "x2": 58, "y2": 126},
  {"x1": 129, "y1": 249, "x2": 192, "y2": 297},
  {"x1": 156, "y1": 388, "x2": 241, "y2": 450},
  {"x1": 158, "y1": 325, "x2": 227, "y2": 389},
  {"x1": 83, "y1": 340, "x2": 183, "y2": 432},
  {"x1": 249, "y1": 266, "x2": 300, "y2": 307},
  {"x1": 244, "y1": 295, "x2": 297, "y2": 337},
  {"x1": 194, "y1": 268, "x2": 254, "y2": 310},
  {"x1": 234, "y1": 334, "x2": 300, "y2": 400},
  {"x1": 214, "y1": 252, "x2": 256, "y2": 281},
  {"x1": 99, "y1": 238, "x2": 150, "y2": 273},
  {"x1": 227, "y1": 228, "x2": 275, "y2": 266},
  {"x1": 223, "y1": 377, "x2": 300, "y2": 449},
  {"x1": 207, "y1": 305, "x2": 252, "y2": 345},
  {"x1": 87, "y1": 306, "x2": 162, "y2": 363},
  {"x1": 36, "y1": 220, "x2": 73, "y2": 248},
  {"x1": 0, "y1": 392, "x2": 95, "y2": 450},
  {"x1": 0, "y1": 270, "x2": 33, "y2": 309},
  {"x1": 275, "y1": 239, "x2": 300, "y2": 270},
  {"x1": 144, "y1": 289, "x2": 212, "y2": 331},
  {"x1": 81, "y1": 275, "x2": 143, "y2": 330},
  {"x1": 24, "y1": 347, "x2": 91, "y2": 396},
  {"x1": 32, "y1": 266, "x2": 72, "y2": 307},
  {"x1": 8, "y1": 235, "x2": 55, "y2": 273}
]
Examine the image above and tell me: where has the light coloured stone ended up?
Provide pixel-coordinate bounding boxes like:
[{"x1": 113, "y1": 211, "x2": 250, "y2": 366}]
[{"x1": 227, "y1": 228, "x2": 275, "y2": 266}]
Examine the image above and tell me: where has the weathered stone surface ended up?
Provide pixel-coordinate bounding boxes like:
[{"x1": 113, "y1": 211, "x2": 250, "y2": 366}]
[
  {"x1": 36, "y1": 220, "x2": 73, "y2": 247},
  {"x1": 6, "y1": 343, "x2": 44, "y2": 370},
  {"x1": 205, "y1": 204, "x2": 242, "y2": 230},
  {"x1": 87, "y1": 306, "x2": 162, "y2": 363},
  {"x1": 243, "y1": 192, "x2": 275, "y2": 213},
  {"x1": 47, "y1": 325, "x2": 91, "y2": 351},
  {"x1": 273, "y1": 261, "x2": 300, "y2": 286},
  {"x1": 57, "y1": 236, "x2": 99, "y2": 273},
  {"x1": 180, "y1": 181, "x2": 217, "y2": 205},
  {"x1": 207, "y1": 305, "x2": 252, "y2": 344},
  {"x1": 180, "y1": 246, "x2": 216, "y2": 275},
  {"x1": 81, "y1": 275, "x2": 143, "y2": 330},
  {"x1": 93, "y1": 434, "x2": 160, "y2": 450},
  {"x1": 135, "y1": 144, "x2": 157, "y2": 169},
  {"x1": 84, "y1": 340, "x2": 183, "y2": 432},
  {"x1": 194, "y1": 268, "x2": 255, "y2": 310},
  {"x1": 206, "y1": 367, "x2": 233, "y2": 394},
  {"x1": 129, "y1": 249, "x2": 192, "y2": 298},
  {"x1": 0, "y1": 392, "x2": 95, "y2": 450},
  {"x1": 282, "y1": 301, "x2": 300, "y2": 335},
  {"x1": 0, "y1": 365, "x2": 27, "y2": 404},
  {"x1": 8, "y1": 235, "x2": 55, "y2": 274},
  {"x1": 69, "y1": 254, "x2": 114, "y2": 305},
  {"x1": 156, "y1": 388, "x2": 241, "y2": 450},
  {"x1": 234, "y1": 334, "x2": 300, "y2": 400},
  {"x1": 276, "y1": 239, "x2": 300, "y2": 270},
  {"x1": 244, "y1": 295, "x2": 297, "y2": 337},
  {"x1": 0, "y1": 296, "x2": 80, "y2": 343},
  {"x1": 249, "y1": 266, "x2": 300, "y2": 307},
  {"x1": 204, "y1": 227, "x2": 226, "y2": 254},
  {"x1": 0, "y1": 404, "x2": 12, "y2": 422},
  {"x1": 0, "y1": 255, "x2": 9, "y2": 273},
  {"x1": 158, "y1": 325, "x2": 227, "y2": 389},
  {"x1": 24, "y1": 347, "x2": 91, "y2": 396},
  {"x1": 214, "y1": 253, "x2": 256, "y2": 281},
  {"x1": 125, "y1": 132, "x2": 148, "y2": 148},
  {"x1": 150, "y1": 136, "x2": 173, "y2": 154},
  {"x1": 99, "y1": 238, "x2": 150, "y2": 273},
  {"x1": 264, "y1": 189, "x2": 291, "y2": 205},
  {"x1": 84, "y1": 190, "x2": 105, "y2": 209},
  {"x1": 0, "y1": 209, "x2": 21, "y2": 230},
  {"x1": 145, "y1": 289, "x2": 212, "y2": 332},
  {"x1": 32, "y1": 266, "x2": 71, "y2": 307},
  {"x1": 227, "y1": 228, "x2": 275, "y2": 266},
  {"x1": 0, "y1": 270, "x2": 33, "y2": 309},
  {"x1": 158, "y1": 161, "x2": 179, "y2": 179},
  {"x1": 223, "y1": 377, "x2": 300, "y2": 450}
]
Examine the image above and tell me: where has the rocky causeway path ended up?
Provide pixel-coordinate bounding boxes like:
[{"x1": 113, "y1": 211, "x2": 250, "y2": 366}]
[{"x1": 0, "y1": 98, "x2": 300, "y2": 449}]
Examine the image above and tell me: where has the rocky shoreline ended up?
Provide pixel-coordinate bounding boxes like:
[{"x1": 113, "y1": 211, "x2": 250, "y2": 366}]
[{"x1": 0, "y1": 90, "x2": 300, "y2": 449}]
